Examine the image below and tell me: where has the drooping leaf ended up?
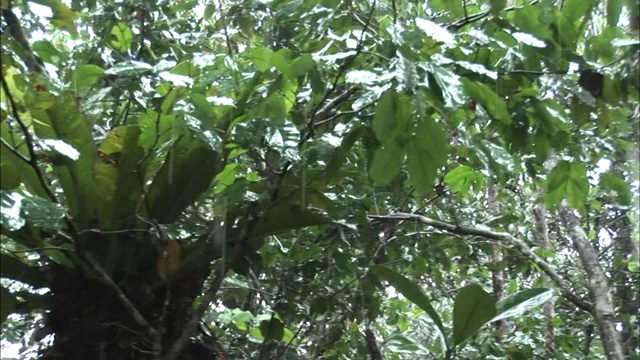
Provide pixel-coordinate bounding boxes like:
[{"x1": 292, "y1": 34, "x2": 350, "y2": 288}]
[
  {"x1": 369, "y1": 141, "x2": 404, "y2": 186},
  {"x1": 370, "y1": 265, "x2": 446, "y2": 338},
  {"x1": 406, "y1": 119, "x2": 448, "y2": 194},
  {"x1": 600, "y1": 172, "x2": 632, "y2": 206},
  {"x1": 372, "y1": 91, "x2": 413, "y2": 142},
  {"x1": 545, "y1": 161, "x2": 589, "y2": 209},
  {"x1": 452, "y1": 284, "x2": 496, "y2": 347}
]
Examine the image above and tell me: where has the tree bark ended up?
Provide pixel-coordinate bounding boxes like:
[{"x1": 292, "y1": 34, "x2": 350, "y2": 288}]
[
  {"x1": 487, "y1": 183, "x2": 507, "y2": 339},
  {"x1": 559, "y1": 201, "x2": 625, "y2": 360},
  {"x1": 534, "y1": 202, "x2": 556, "y2": 354}
]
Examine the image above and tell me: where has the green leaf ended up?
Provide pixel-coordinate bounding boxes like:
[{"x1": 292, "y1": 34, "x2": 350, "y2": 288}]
[
  {"x1": 38, "y1": 139, "x2": 80, "y2": 160},
  {"x1": 372, "y1": 91, "x2": 413, "y2": 142},
  {"x1": 72, "y1": 65, "x2": 104, "y2": 90},
  {"x1": 250, "y1": 204, "x2": 334, "y2": 240},
  {"x1": 260, "y1": 317, "x2": 285, "y2": 342},
  {"x1": 0, "y1": 191, "x2": 25, "y2": 231},
  {"x1": 370, "y1": 265, "x2": 446, "y2": 338},
  {"x1": 606, "y1": 0, "x2": 623, "y2": 26},
  {"x1": 461, "y1": 78, "x2": 512, "y2": 125},
  {"x1": 94, "y1": 126, "x2": 145, "y2": 230},
  {"x1": 31, "y1": 94, "x2": 96, "y2": 229},
  {"x1": 1, "y1": 124, "x2": 48, "y2": 197},
  {"x1": 22, "y1": 195, "x2": 66, "y2": 231},
  {"x1": 146, "y1": 137, "x2": 221, "y2": 223},
  {"x1": 452, "y1": 284, "x2": 496, "y2": 347},
  {"x1": 492, "y1": 288, "x2": 553, "y2": 322},
  {"x1": 600, "y1": 172, "x2": 632, "y2": 206},
  {"x1": 105, "y1": 61, "x2": 153, "y2": 76},
  {"x1": 444, "y1": 165, "x2": 486, "y2": 194},
  {"x1": 110, "y1": 22, "x2": 133, "y2": 52},
  {"x1": 369, "y1": 141, "x2": 404, "y2": 186},
  {"x1": 415, "y1": 18, "x2": 455, "y2": 45},
  {"x1": 489, "y1": 0, "x2": 507, "y2": 16},
  {"x1": 406, "y1": 119, "x2": 448, "y2": 194},
  {"x1": 545, "y1": 161, "x2": 589, "y2": 209}
]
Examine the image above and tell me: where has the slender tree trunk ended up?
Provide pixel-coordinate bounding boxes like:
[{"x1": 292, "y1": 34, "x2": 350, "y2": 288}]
[
  {"x1": 534, "y1": 202, "x2": 556, "y2": 354},
  {"x1": 559, "y1": 202, "x2": 625, "y2": 360},
  {"x1": 487, "y1": 182, "x2": 506, "y2": 339}
]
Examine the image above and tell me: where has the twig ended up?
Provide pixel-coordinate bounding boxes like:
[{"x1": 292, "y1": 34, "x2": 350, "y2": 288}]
[
  {"x1": 367, "y1": 212, "x2": 593, "y2": 312},
  {"x1": 447, "y1": 0, "x2": 538, "y2": 31}
]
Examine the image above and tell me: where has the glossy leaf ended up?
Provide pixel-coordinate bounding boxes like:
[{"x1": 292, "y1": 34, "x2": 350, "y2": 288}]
[
  {"x1": 452, "y1": 284, "x2": 496, "y2": 347},
  {"x1": 492, "y1": 288, "x2": 553, "y2": 322}
]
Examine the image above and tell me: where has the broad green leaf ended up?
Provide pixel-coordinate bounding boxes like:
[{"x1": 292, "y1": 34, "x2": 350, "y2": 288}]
[
  {"x1": 511, "y1": 32, "x2": 546, "y2": 48},
  {"x1": 386, "y1": 333, "x2": 430, "y2": 354},
  {"x1": 260, "y1": 318, "x2": 285, "y2": 342},
  {"x1": 38, "y1": 139, "x2": 80, "y2": 160},
  {"x1": 94, "y1": 126, "x2": 145, "y2": 230},
  {"x1": 415, "y1": 18, "x2": 455, "y2": 45},
  {"x1": 72, "y1": 65, "x2": 104, "y2": 90},
  {"x1": 562, "y1": 0, "x2": 595, "y2": 24},
  {"x1": 461, "y1": 78, "x2": 512, "y2": 125},
  {"x1": 600, "y1": 172, "x2": 632, "y2": 206},
  {"x1": 250, "y1": 204, "x2": 334, "y2": 240},
  {"x1": 481, "y1": 140, "x2": 516, "y2": 173},
  {"x1": 30, "y1": 94, "x2": 96, "y2": 229},
  {"x1": 606, "y1": 0, "x2": 623, "y2": 26},
  {"x1": 0, "y1": 122, "x2": 41, "y2": 193},
  {"x1": 146, "y1": 137, "x2": 221, "y2": 223},
  {"x1": 406, "y1": 119, "x2": 448, "y2": 194},
  {"x1": 290, "y1": 54, "x2": 315, "y2": 77},
  {"x1": 105, "y1": 61, "x2": 153, "y2": 76},
  {"x1": 489, "y1": 0, "x2": 507, "y2": 16},
  {"x1": 31, "y1": 40, "x2": 61, "y2": 64},
  {"x1": 492, "y1": 288, "x2": 553, "y2": 322},
  {"x1": 110, "y1": 22, "x2": 133, "y2": 52},
  {"x1": 29, "y1": 0, "x2": 78, "y2": 33},
  {"x1": 452, "y1": 284, "x2": 496, "y2": 346},
  {"x1": 369, "y1": 141, "x2": 404, "y2": 186},
  {"x1": 372, "y1": 91, "x2": 413, "y2": 142},
  {"x1": 545, "y1": 161, "x2": 589, "y2": 209},
  {"x1": 0, "y1": 191, "x2": 25, "y2": 231},
  {"x1": 22, "y1": 194, "x2": 66, "y2": 231},
  {"x1": 370, "y1": 265, "x2": 446, "y2": 338},
  {"x1": 444, "y1": 165, "x2": 486, "y2": 194}
]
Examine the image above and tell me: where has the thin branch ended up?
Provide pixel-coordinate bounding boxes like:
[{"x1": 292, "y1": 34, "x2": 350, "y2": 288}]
[
  {"x1": 1, "y1": 6, "x2": 45, "y2": 74},
  {"x1": 447, "y1": 1, "x2": 538, "y2": 31},
  {"x1": 367, "y1": 212, "x2": 593, "y2": 312}
]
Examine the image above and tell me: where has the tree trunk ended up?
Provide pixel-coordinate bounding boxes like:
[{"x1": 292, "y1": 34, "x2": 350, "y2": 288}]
[
  {"x1": 487, "y1": 182, "x2": 507, "y2": 339},
  {"x1": 534, "y1": 202, "x2": 556, "y2": 354},
  {"x1": 559, "y1": 202, "x2": 625, "y2": 360}
]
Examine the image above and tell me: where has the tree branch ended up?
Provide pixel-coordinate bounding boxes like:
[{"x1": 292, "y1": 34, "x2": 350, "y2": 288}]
[{"x1": 367, "y1": 212, "x2": 593, "y2": 312}]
